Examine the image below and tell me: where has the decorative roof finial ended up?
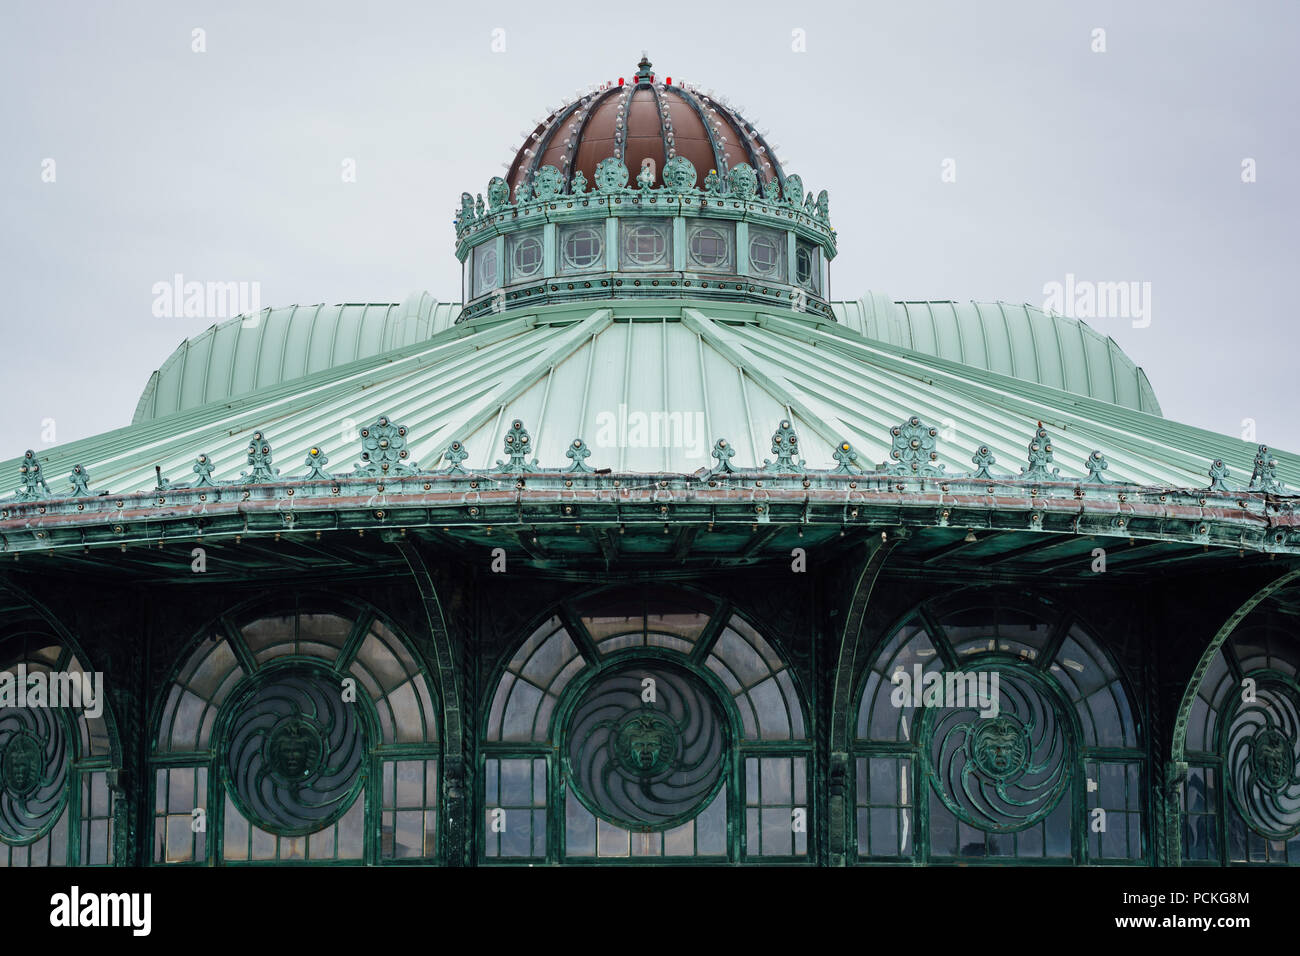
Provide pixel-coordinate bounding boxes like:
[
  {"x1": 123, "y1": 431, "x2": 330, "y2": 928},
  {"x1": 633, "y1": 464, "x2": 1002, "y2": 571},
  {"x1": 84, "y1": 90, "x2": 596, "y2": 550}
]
[{"x1": 635, "y1": 54, "x2": 654, "y2": 85}]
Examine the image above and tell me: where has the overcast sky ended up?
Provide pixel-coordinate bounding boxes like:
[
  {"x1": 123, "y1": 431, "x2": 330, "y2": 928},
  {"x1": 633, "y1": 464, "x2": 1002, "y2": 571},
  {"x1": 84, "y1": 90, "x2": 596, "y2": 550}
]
[{"x1": 2, "y1": 0, "x2": 1296, "y2": 460}]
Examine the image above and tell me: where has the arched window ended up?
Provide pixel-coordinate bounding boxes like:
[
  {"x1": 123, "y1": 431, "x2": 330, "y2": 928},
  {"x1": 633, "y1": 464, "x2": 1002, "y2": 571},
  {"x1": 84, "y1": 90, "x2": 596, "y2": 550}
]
[
  {"x1": 150, "y1": 605, "x2": 439, "y2": 865},
  {"x1": 0, "y1": 630, "x2": 119, "y2": 866},
  {"x1": 1180, "y1": 596, "x2": 1300, "y2": 865},
  {"x1": 482, "y1": 586, "x2": 809, "y2": 862},
  {"x1": 853, "y1": 594, "x2": 1144, "y2": 864}
]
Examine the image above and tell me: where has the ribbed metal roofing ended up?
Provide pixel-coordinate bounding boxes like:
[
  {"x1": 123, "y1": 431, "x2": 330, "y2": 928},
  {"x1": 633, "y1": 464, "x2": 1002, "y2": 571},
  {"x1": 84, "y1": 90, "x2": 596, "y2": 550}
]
[
  {"x1": 13, "y1": 300, "x2": 1294, "y2": 499},
  {"x1": 832, "y1": 296, "x2": 1161, "y2": 415},
  {"x1": 131, "y1": 291, "x2": 458, "y2": 424}
]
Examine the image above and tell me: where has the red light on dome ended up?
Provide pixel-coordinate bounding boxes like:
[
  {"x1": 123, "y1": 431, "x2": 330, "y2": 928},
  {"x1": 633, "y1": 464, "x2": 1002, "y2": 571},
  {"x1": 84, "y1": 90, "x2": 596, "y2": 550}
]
[
  {"x1": 618, "y1": 77, "x2": 624, "y2": 86},
  {"x1": 665, "y1": 76, "x2": 672, "y2": 85}
]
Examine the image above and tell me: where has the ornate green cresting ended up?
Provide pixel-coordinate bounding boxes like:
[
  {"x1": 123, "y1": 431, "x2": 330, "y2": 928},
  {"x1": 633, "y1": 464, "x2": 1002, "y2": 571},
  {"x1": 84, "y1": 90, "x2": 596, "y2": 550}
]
[
  {"x1": 496, "y1": 420, "x2": 538, "y2": 473},
  {"x1": 302, "y1": 445, "x2": 331, "y2": 480},
  {"x1": 1083, "y1": 450, "x2": 1109, "y2": 484},
  {"x1": 440, "y1": 439, "x2": 469, "y2": 475},
  {"x1": 708, "y1": 438, "x2": 737, "y2": 476},
  {"x1": 564, "y1": 438, "x2": 593, "y2": 474},
  {"x1": 68, "y1": 464, "x2": 91, "y2": 497},
  {"x1": 1208, "y1": 458, "x2": 1232, "y2": 492},
  {"x1": 191, "y1": 453, "x2": 217, "y2": 487},
  {"x1": 886, "y1": 415, "x2": 944, "y2": 477},
  {"x1": 1250, "y1": 444, "x2": 1285, "y2": 493},
  {"x1": 241, "y1": 430, "x2": 279, "y2": 484},
  {"x1": 1019, "y1": 425, "x2": 1060, "y2": 482},
  {"x1": 16, "y1": 451, "x2": 48, "y2": 501},
  {"x1": 971, "y1": 444, "x2": 999, "y2": 479},
  {"x1": 831, "y1": 440, "x2": 862, "y2": 475},
  {"x1": 764, "y1": 420, "x2": 804, "y2": 473},
  {"x1": 356, "y1": 416, "x2": 419, "y2": 477}
]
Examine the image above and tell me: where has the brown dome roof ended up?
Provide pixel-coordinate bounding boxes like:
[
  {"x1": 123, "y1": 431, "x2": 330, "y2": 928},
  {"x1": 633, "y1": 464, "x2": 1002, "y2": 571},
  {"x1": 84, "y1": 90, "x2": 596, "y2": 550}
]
[{"x1": 506, "y1": 56, "x2": 785, "y2": 196}]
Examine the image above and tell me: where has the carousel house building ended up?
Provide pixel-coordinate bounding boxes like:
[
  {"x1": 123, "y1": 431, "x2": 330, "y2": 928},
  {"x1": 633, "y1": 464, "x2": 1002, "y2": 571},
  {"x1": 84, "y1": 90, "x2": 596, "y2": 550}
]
[{"x1": 3, "y1": 57, "x2": 1300, "y2": 869}]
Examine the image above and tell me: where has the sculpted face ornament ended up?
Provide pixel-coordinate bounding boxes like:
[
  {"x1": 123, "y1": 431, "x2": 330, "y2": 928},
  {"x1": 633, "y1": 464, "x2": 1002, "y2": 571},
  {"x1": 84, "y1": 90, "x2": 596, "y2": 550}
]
[
  {"x1": 266, "y1": 717, "x2": 324, "y2": 784},
  {"x1": 2, "y1": 731, "x2": 44, "y2": 797},
  {"x1": 1250, "y1": 726, "x2": 1295, "y2": 792},
  {"x1": 969, "y1": 715, "x2": 1030, "y2": 781},
  {"x1": 613, "y1": 709, "x2": 681, "y2": 777}
]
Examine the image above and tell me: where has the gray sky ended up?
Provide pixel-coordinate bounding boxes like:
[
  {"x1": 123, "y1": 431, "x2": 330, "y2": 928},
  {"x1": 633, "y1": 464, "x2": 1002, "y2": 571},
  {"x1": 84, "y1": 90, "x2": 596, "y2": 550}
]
[{"x1": 2, "y1": 0, "x2": 1297, "y2": 458}]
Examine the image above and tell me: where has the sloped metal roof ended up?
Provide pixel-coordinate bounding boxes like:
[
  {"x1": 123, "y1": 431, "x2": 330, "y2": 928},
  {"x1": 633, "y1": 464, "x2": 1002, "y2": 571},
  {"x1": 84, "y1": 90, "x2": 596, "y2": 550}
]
[
  {"x1": 6, "y1": 300, "x2": 1294, "y2": 500},
  {"x1": 832, "y1": 296, "x2": 1161, "y2": 415}
]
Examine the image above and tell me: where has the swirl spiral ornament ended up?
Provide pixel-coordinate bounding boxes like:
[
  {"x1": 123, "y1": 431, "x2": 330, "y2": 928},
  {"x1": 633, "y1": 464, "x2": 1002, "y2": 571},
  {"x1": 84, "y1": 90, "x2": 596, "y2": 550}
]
[
  {"x1": 0, "y1": 705, "x2": 70, "y2": 843},
  {"x1": 1226, "y1": 679, "x2": 1300, "y2": 839},
  {"x1": 566, "y1": 664, "x2": 726, "y2": 830},
  {"x1": 924, "y1": 668, "x2": 1070, "y2": 832},
  {"x1": 224, "y1": 667, "x2": 367, "y2": 836}
]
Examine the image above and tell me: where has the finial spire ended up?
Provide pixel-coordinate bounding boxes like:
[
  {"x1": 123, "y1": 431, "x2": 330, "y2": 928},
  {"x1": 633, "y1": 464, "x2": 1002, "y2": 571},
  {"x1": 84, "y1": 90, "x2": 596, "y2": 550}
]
[{"x1": 635, "y1": 54, "x2": 654, "y2": 85}]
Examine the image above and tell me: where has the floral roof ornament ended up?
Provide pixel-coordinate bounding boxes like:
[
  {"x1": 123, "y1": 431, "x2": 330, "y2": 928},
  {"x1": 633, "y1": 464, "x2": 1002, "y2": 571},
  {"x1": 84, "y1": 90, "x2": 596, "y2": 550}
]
[
  {"x1": 356, "y1": 416, "x2": 419, "y2": 477},
  {"x1": 831, "y1": 440, "x2": 862, "y2": 475},
  {"x1": 497, "y1": 420, "x2": 538, "y2": 473},
  {"x1": 241, "y1": 430, "x2": 279, "y2": 484},
  {"x1": 564, "y1": 438, "x2": 594, "y2": 474},
  {"x1": 303, "y1": 446, "x2": 331, "y2": 480},
  {"x1": 708, "y1": 438, "x2": 737, "y2": 476},
  {"x1": 886, "y1": 415, "x2": 944, "y2": 477},
  {"x1": 191, "y1": 453, "x2": 217, "y2": 488},
  {"x1": 970, "y1": 445, "x2": 1000, "y2": 479},
  {"x1": 1207, "y1": 459, "x2": 1232, "y2": 492},
  {"x1": 16, "y1": 450, "x2": 49, "y2": 501},
  {"x1": 68, "y1": 464, "x2": 91, "y2": 497},
  {"x1": 1249, "y1": 444, "x2": 1286, "y2": 493},
  {"x1": 1083, "y1": 450, "x2": 1109, "y2": 484},
  {"x1": 764, "y1": 420, "x2": 805, "y2": 473},
  {"x1": 441, "y1": 439, "x2": 469, "y2": 475},
  {"x1": 1020, "y1": 424, "x2": 1060, "y2": 482}
]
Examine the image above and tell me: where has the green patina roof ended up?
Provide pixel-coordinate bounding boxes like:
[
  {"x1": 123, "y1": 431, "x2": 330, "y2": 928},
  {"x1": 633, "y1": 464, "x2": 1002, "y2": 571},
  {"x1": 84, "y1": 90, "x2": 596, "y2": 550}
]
[
  {"x1": 6, "y1": 297, "x2": 1293, "y2": 499},
  {"x1": 132, "y1": 290, "x2": 1161, "y2": 428}
]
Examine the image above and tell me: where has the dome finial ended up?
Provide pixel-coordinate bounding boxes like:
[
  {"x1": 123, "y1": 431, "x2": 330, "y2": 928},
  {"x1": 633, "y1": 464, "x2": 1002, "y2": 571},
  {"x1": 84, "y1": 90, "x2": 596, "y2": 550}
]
[{"x1": 635, "y1": 54, "x2": 654, "y2": 85}]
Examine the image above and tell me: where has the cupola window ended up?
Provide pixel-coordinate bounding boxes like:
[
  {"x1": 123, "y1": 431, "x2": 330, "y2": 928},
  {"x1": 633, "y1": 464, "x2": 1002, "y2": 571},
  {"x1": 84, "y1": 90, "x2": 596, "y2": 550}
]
[
  {"x1": 507, "y1": 231, "x2": 543, "y2": 282},
  {"x1": 620, "y1": 221, "x2": 671, "y2": 269},
  {"x1": 748, "y1": 228, "x2": 786, "y2": 280},
  {"x1": 687, "y1": 222, "x2": 734, "y2": 272},
  {"x1": 473, "y1": 246, "x2": 499, "y2": 297},
  {"x1": 561, "y1": 225, "x2": 605, "y2": 272}
]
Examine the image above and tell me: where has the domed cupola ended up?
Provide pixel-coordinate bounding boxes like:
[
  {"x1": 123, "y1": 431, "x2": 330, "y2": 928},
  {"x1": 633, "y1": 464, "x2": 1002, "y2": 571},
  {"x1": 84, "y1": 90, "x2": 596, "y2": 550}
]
[{"x1": 453, "y1": 56, "x2": 837, "y2": 321}]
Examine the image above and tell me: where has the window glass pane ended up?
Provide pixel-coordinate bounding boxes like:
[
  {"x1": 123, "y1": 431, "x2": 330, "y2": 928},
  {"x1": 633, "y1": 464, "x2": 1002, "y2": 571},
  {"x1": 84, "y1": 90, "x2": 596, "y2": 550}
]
[
  {"x1": 619, "y1": 220, "x2": 670, "y2": 269},
  {"x1": 687, "y1": 222, "x2": 734, "y2": 271},
  {"x1": 560, "y1": 225, "x2": 604, "y2": 272},
  {"x1": 748, "y1": 227, "x2": 786, "y2": 280},
  {"x1": 507, "y1": 230, "x2": 543, "y2": 281}
]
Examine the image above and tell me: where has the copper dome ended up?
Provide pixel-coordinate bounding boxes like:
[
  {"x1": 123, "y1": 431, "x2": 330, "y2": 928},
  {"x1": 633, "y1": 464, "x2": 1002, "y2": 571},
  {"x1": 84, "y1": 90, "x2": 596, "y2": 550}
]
[{"x1": 506, "y1": 56, "x2": 785, "y2": 196}]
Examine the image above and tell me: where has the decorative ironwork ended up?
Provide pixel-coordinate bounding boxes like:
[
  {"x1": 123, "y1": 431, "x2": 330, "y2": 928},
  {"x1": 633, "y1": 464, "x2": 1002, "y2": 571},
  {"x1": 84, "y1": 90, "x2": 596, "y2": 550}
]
[
  {"x1": 223, "y1": 666, "x2": 368, "y2": 837},
  {"x1": 16, "y1": 451, "x2": 49, "y2": 501},
  {"x1": 487, "y1": 176, "x2": 510, "y2": 210},
  {"x1": 1083, "y1": 450, "x2": 1109, "y2": 484},
  {"x1": 1249, "y1": 444, "x2": 1285, "y2": 494},
  {"x1": 303, "y1": 446, "x2": 331, "y2": 480},
  {"x1": 441, "y1": 439, "x2": 469, "y2": 475},
  {"x1": 887, "y1": 415, "x2": 944, "y2": 477},
  {"x1": 356, "y1": 416, "x2": 419, "y2": 477},
  {"x1": 661, "y1": 155, "x2": 697, "y2": 193},
  {"x1": 532, "y1": 165, "x2": 565, "y2": 200},
  {"x1": 571, "y1": 170, "x2": 589, "y2": 195},
  {"x1": 764, "y1": 420, "x2": 804, "y2": 473},
  {"x1": 191, "y1": 453, "x2": 217, "y2": 487},
  {"x1": 565, "y1": 438, "x2": 593, "y2": 474},
  {"x1": 728, "y1": 162, "x2": 758, "y2": 200},
  {"x1": 68, "y1": 464, "x2": 91, "y2": 497},
  {"x1": 495, "y1": 420, "x2": 538, "y2": 473},
  {"x1": 594, "y1": 157, "x2": 629, "y2": 194},
  {"x1": 970, "y1": 445, "x2": 999, "y2": 479},
  {"x1": 565, "y1": 663, "x2": 726, "y2": 830},
  {"x1": 0, "y1": 705, "x2": 70, "y2": 844},
  {"x1": 708, "y1": 438, "x2": 736, "y2": 475},
  {"x1": 831, "y1": 439, "x2": 862, "y2": 474},
  {"x1": 1224, "y1": 678, "x2": 1300, "y2": 839},
  {"x1": 703, "y1": 169, "x2": 725, "y2": 195},
  {"x1": 1020, "y1": 425, "x2": 1060, "y2": 481},
  {"x1": 242, "y1": 430, "x2": 279, "y2": 484},
  {"x1": 782, "y1": 174, "x2": 803, "y2": 205},
  {"x1": 1208, "y1": 459, "x2": 1232, "y2": 492},
  {"x1": 924, "y1": 667, "x2": 1071, "y2": 832}
]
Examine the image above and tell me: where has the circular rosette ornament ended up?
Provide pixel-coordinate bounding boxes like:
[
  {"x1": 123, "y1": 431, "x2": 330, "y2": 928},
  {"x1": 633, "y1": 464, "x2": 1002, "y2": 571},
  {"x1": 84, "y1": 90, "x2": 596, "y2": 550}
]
[
  {"x1": 594, "y1": 157, "x2": 629, "y2": 194},
  {"x1": 224, "y1": 667, "x2": 367, "y2": 836},
  {"x1": 1225, "y1": 679, "x2": 1300, "y2": 839},
  {"x1": 923, "y1": 667, "x2": 1070, "y2": 832},
  {"x1": 565, "y1": 663, "x2": 726, "y2": 830},
  {"x1": 661, "y1": 155, "x2": 698, "y2": 193},
  {"x1": 0, "y1": 705, "x2": 70, "y2": 844}
]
